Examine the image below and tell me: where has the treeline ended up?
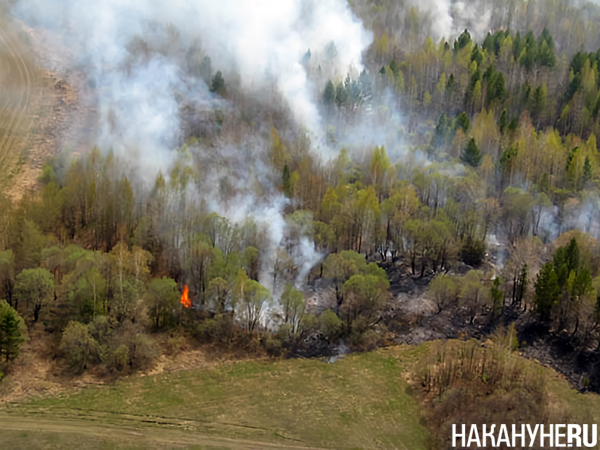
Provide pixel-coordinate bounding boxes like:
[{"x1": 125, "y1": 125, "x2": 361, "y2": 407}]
[
  {"x1": 0, "y1": 144, "x2": 398, "y2": 375},
  {"x1": 1, "y1": 110, "x2": 600, "y2": 375},
  {"x1": 321, "y1": 24, "x2": 600, "y2": 139},
  {"x1": 351, "y1": 0, "x2": 600, "y2": 61}
]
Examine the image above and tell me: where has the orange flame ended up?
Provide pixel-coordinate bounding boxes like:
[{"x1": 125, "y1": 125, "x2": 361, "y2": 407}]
[{"x1": 181, "y1": 285, "x2": 191, "y2": 308}]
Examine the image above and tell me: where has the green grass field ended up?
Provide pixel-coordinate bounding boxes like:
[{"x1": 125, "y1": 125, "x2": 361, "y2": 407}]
[
  {"x1": 3, "y1": 343, "x2": 600, "y2": 449},
  {"x1": 1, "y1": 346, "x2": 431, "y2": 449}
]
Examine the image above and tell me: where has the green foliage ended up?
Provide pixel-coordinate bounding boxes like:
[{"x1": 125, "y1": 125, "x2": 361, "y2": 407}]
[
  {"x1": 461, "y1": 138, "x2": 482, "y2": 167},
  {"x1": 278, "y1": 283, "x2": 304, "y2": 327},
  {"x1": 6, "y1": 6, "x2": 600, "y2": 385},
  {"x1": 454, "y1": 29, "x2": 472, "y2": 52},
  {"x1": 14, "y1": 268, "x2": 54, "y2": 322},
  {"x1": 319, "y1": 309, "x2": 342, "y2": 342},
  {"x1": 144, "y1": 277, "x2": 179, "y2": 329},
  {"x1": 470, "y1": 44, "x2": 483, "y2": 67},
  {"x1": 498, "y1": 109, "x2": 509, "y2": 134},
  {"x1": 232, "y1": 271, "x2": 271, "y2": 334},
  {"x1": 60, "y1": 321, "x2": 100, "y2": 372},
  {"x1": 430, "y1": 113, "x2": 454, "y2": 155},
  {"x1": 0, "y1": 300, "x2": 26, "y2": 362},
  {"x1": 15, "y1": 220, "x2": 45, "y2": 271},
  {"x1": 530, "y1": 85, "x2": 547, "y2": 121},
  {"x1": 207, "y1": 277, "x2": 230, "y2": 313},
  {"x1": 0, "y1": 250, "x2": 15, "y2": 306},
  {"x1": 489, "y1": 277, "x2": 504, "y2": 317},
  {"x1": 323, "y1": 80, "x2": 335, "y2": 106},
  {"x1": 342, "y1": 273, "x2": 389, "y2": 320},
  {"x1": 583, "y1": 156, "x2": 593, "y2": 186},
  {"x1": 534, "y1": 262, "x2": 559, "y2": 318},
  {"x1": 335, "y1": 81, "x2": 348, "y2": 108},
  {"x1": 66, "y1": 265, "x2": 107, "y2": 323},
  {"x1": 455, "y1": 112, "x2": 470, "y2": 132},
  {"x1": 198, "y1": 55, "x2": 212, "y2": 82},
  {"x1": 428, "y1": 275, "x2": 458, "y2": 312}
]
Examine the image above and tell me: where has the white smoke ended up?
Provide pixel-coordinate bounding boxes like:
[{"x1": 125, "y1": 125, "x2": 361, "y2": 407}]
[
  {"x1": 406, "y1": 0, "x2": 492, "y2": 41},
  {"x1": 13, "y1": 0, "x2": 371, "y2": 171},
  {"x1": 12, "y1": 0, "x2": 372, "y2": 298},
  {"x1": 413, "y1": 0, "x2": 454, "y2": 40}
]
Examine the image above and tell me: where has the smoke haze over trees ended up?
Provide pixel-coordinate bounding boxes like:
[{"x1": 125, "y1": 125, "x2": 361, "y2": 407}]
[{"x1": 4, "y1": 4, "x2": 600, "y2": 444}]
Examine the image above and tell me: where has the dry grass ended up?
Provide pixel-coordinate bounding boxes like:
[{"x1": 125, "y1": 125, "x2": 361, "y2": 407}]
[{"x1": 0, "y1": 11, "x2": 97, "y2": 201}]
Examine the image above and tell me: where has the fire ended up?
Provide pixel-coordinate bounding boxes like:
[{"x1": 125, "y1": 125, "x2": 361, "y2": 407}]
[{"x1": 181, "y1": 285, "x2": 191, "y2": 308}]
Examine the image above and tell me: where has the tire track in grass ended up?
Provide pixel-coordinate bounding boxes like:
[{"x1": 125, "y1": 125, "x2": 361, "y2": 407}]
[{"x1": 0, "y1": 410, "x2": 320, "y2": 449}]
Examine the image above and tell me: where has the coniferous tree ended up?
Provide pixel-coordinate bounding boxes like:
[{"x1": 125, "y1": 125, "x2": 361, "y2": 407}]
[
  {"x1": 461, "y1": 138, "x2": 482, "y2": 167},
  {"x1": 282, "y1": 164, "x2": 292, "y2": 198},
  {"x1": 490, "y1": 277, "x2": 504, "y2": 318},
  {"x1": 323, "y1": 80, "x2": 335, "y2": 107},
  {"x1": 454, "y1": 29, "x2": 472, "y2": 52},
  {"x1": 499, "y1": 109, "x2": 509, "y2": 135},
  {"x1": 455, "y1": 112, "x2": 470, "y2": 132},
  {"x1": 516, "y1": 263, "x2": 528, "y2": 307},
  {"x1": 535, "y1": 262, "x2": 559, "y2": 320},
  {"x1": 210, "y1": 70, "x2": 226, "y2": 96},
  {"x1": 583, "y1": 156, "x2": 593, "y2": 187},
  {"x1": 0, "y1": 300, "x2": 25, "y2": 362},
  {"x1": 335, "y1": 82, "x2": 348, "y2": 109}
]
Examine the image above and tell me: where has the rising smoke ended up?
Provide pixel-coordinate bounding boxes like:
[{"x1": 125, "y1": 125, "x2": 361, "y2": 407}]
[
  {"x1": 11, "y1": 0, "x2": 373, "y2": 294},
  {"x1": 406, "y1": 0, "x2": 492, "y2": 40},
  {"x1": 14, "y1": 0, "x2": 371, "y2": 170}
]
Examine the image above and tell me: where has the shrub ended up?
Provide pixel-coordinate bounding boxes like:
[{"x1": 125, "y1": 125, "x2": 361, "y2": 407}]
[
  {"x1": 106, "y1": 344, "x2": 129, "y2": 372},
  {"x1": 167, "y1": 335, "x2": 187, "y2": 355},
  {"x1": 118, "y1": 324, "x2": 159, "y2": 371},
  {"x1": 263, "y1": 335, "x2": 284, "y2": 357},
  {"x1": 319, "y1": 310, "x2": 342, "y2": 342},
  {"x1": 60, "y1": 321, "x2": 100, "y2": 372},
  {"x1": 417, "y1": 336, "x2": 550, "y2": 450},
  {"x1": 144, "y1": 277, "x2": 179, "y2": 329},
  {"x1": 460, "y1": 237, "x2": 486, "y2": 267},
  {"x1": 194, "y1": 314, "x2": 235, "y2": 345}
]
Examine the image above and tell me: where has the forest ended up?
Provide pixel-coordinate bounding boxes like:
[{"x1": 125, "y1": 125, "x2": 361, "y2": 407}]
[
  {"x1": 2, "y1": 0, "x2": 600, "y2": 372},
  {"x1": 2, "y1": 0, "x2": 600, "y2": 447}
]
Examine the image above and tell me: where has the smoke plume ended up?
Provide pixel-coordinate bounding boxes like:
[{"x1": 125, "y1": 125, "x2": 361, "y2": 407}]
[
  {"x1": 406, "y1": 0, "x2": 492, "y2": 40},
  {"x1": 12, "y1": 0, "x2": 372, "y2": 297}
]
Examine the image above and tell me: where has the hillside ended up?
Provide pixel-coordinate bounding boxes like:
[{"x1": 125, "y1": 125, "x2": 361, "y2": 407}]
[
  {"x1": 4, "y1": 0, "x2": 600, "y2": 448},
  {"x1": 2, "y1": 342, "x2": 600, "y2": 449},
  {"x1": 1, "y1": 346, "x2": 429, "y2": 449},
  {"x1": 0, "y1": 11, "x2": 94, "y2": 201}
]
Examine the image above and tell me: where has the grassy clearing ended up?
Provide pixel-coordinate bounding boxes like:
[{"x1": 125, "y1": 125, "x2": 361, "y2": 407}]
[
  {"x1": 4, "y1": 341, "x2": 600, "y2": 449},
  {"x1": 3, "y1": 345, "x2": 431, "y2": 449},
  {"x1": 548, "y1": 374, "x2": 600, "y2": 424}
]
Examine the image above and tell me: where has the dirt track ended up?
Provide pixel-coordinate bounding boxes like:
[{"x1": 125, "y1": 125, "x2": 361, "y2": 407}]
[{"x1": 0, "y1": 409, "x2": 319, "y2": 449}]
